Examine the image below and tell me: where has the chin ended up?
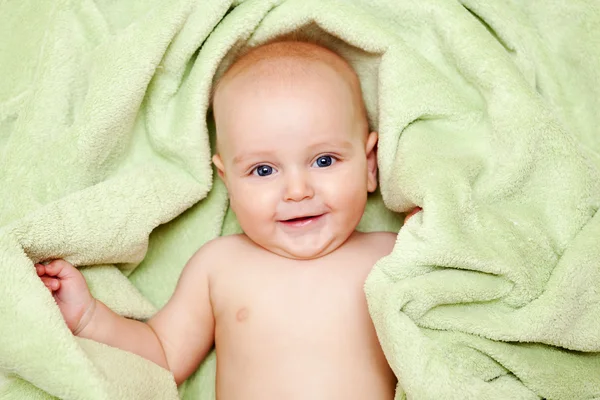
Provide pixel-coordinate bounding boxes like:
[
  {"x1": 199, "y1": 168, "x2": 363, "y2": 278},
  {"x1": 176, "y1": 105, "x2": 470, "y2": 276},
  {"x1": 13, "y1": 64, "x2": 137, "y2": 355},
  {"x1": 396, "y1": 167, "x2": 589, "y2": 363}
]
[{"x1": 272, "y1": 240, "x2": 340, "y2": 260}]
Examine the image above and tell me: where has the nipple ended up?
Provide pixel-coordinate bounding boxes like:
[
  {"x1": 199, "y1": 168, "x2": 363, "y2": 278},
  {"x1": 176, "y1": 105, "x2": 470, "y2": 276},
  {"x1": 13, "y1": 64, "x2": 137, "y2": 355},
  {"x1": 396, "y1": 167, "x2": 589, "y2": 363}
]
[{"x1": 236, "y1": 307, "x2": 249, "y2": 322}]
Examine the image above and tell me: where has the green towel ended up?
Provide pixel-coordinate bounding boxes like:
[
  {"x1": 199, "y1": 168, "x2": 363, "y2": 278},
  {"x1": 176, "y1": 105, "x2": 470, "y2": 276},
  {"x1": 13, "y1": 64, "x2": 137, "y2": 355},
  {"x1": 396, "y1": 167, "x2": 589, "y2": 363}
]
[{"x1": 1, "y1": 0, "x2": 599, "y2": 399}]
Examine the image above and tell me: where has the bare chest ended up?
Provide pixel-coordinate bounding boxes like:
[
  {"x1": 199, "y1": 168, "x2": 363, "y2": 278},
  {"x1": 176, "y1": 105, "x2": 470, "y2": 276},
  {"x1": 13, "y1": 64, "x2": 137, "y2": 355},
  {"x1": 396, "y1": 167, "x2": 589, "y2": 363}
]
[
  {"x1": 207, "y1": 253, "x2": 396, "y2": 400},
  {"x1": 211, "y1": 261, "x2": 374, "y2": 344}
]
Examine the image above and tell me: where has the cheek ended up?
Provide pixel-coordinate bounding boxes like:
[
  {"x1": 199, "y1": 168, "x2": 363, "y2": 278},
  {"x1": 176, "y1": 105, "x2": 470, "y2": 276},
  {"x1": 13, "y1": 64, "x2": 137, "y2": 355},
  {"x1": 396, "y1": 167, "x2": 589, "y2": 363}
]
[
  {"x1": 320, "y1": 167, "x2": 368, "y2": 210},
  {"x1": 228, "y1": 182, "x2": 277, "y2": 221}
]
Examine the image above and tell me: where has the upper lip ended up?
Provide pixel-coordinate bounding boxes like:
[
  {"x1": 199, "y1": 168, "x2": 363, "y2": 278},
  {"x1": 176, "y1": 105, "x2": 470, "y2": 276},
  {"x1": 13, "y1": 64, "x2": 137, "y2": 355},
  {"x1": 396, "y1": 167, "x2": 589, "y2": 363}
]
[{"x1": 279, "y1": 213, "x2": 324, "y2": 222}]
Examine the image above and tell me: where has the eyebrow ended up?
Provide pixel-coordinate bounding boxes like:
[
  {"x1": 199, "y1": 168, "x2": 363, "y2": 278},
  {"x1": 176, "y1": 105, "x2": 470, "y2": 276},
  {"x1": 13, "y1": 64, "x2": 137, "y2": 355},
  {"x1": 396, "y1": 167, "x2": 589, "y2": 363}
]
[
  {"x1": 232, "y1": 151, "x2": 273, "y2": 166},
  {"x1": 231, "y1": 140, "x2": 355, "y2": 166},
  {"x1": 307, "y1": 140, "x2": 354, "y2": 152}
]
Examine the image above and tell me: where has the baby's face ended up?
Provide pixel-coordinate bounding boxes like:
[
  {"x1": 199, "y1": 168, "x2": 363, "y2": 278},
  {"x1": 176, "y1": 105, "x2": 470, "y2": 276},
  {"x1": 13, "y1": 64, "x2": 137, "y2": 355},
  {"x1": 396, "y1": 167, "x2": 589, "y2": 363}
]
[{"x1": 213, "y1": 63, "x2": 377, "y2": 259}]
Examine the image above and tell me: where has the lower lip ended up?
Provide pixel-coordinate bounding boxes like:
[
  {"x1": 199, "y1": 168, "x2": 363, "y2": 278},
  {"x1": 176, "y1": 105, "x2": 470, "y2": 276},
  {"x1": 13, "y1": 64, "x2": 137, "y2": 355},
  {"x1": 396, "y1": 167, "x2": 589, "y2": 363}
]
[{"x1": 280, "y1": 214, "x2": 325, "y2": 229}]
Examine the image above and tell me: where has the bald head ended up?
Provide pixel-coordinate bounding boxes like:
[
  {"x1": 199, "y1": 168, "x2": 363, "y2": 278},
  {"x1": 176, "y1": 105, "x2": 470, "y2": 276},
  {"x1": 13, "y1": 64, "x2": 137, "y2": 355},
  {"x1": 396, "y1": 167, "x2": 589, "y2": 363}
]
[{"x1": 212, "y1": 41, "x2": 368, "y2": 136}]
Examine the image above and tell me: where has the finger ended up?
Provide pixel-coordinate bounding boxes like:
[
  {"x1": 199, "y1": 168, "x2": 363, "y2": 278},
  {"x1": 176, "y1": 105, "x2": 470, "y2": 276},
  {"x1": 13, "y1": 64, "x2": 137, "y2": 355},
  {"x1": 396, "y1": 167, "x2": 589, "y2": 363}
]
[
  {"x1": 35, "y1": 264, "x2": 46, "y2": 276},
  {"x1": 44, "y1": 260, "x2": 75, "y2": 279},
  {"x1": 40, "y1": 277, "x2": 60, "y2": 291}
]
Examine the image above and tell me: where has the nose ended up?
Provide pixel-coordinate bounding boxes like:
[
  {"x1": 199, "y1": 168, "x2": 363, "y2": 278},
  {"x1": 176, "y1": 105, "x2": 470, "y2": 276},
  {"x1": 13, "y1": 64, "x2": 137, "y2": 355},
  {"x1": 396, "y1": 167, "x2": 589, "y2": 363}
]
[{"x1": 283, "y1": 169, "x2": 314, "y2": 202}]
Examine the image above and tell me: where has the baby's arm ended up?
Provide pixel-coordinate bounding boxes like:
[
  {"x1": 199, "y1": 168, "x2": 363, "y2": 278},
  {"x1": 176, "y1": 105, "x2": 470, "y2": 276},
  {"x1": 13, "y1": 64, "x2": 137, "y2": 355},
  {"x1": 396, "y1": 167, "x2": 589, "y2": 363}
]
[
  {"x1": 38, "y1": 260, "x2": 173, "y2": 369},
  {"x1": 37, "y1": 248, "x2": 215, "y2": 385},
  {"x1": 145, "y1": 248, "x2": 215, "y2": 383}
]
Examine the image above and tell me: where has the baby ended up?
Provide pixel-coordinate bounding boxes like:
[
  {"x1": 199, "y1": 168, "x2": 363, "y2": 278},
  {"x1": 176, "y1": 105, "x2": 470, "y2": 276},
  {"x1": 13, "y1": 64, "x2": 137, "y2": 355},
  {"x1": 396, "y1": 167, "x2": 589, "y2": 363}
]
[{"x1": 37, "y1": 41, "x2": 402, "y2": 400}]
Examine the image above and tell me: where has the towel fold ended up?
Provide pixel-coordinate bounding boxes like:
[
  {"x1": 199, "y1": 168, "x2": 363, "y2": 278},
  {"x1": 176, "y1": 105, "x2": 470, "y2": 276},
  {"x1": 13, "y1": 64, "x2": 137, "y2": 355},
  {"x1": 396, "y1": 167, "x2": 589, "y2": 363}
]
[{"x1": 1, "y1": 0, "x2": 599, "y2": 399}]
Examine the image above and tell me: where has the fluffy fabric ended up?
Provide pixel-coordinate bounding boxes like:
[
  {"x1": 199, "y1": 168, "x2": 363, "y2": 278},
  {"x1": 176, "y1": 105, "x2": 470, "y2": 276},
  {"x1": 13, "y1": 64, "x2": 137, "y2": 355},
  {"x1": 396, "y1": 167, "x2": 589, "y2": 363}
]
[{"x1": 1, "y1": 0, "x2": 598, "y2": 399}]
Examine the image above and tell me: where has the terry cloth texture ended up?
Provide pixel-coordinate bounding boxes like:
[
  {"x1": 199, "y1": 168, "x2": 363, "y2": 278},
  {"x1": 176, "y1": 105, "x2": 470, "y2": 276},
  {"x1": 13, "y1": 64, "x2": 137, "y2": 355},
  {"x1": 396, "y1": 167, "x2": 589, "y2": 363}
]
[{"x1": 1, "y1": 0, "x2": 599, "y2": 399}]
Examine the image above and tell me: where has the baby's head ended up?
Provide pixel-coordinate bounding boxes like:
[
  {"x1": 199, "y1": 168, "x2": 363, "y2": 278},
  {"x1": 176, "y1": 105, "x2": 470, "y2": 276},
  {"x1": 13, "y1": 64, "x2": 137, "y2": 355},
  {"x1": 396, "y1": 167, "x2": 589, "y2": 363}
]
[{"x1": 212, "y1": 40, "x2": 378, "y2": 260}]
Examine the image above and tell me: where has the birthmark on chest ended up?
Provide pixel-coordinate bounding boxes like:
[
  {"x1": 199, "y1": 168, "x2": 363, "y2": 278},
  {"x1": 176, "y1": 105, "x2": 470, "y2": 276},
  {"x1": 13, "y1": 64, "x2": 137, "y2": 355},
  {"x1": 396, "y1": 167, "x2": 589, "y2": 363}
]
[{"x1": 236, "y1": 307, "x2": 249, "y2": 322}]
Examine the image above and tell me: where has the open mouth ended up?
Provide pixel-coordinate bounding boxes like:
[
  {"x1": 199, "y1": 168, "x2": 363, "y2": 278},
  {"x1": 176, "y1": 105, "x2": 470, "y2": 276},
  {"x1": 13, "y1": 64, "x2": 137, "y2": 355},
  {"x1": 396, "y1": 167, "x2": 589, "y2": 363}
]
[
  {"x1": 285, "y1": 216, "x2": 317, "y2": 222},
  {"x1": 280, "y1": 214, "x2": 325, "y2": 227}
]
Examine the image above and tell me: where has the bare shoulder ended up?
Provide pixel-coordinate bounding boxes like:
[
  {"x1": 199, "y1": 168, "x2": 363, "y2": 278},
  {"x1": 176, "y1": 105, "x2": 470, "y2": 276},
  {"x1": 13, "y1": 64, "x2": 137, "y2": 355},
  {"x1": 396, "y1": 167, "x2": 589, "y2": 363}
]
[
  {"x1": 354, "y1": 230, "x2": 397, "y2": 257},
  {"x1": 192, "y1": 234, "x2": 249, "y2": 256},
  {"x1": 185, "y1": 234, "x2": 249, "y2": 275}
]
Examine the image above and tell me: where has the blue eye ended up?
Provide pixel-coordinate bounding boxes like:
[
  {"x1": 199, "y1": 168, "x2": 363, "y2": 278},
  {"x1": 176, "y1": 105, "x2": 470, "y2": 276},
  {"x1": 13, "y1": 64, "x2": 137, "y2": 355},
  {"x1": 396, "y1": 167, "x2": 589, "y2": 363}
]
[
  {"x1": 313, "y1": 155, "x2": 335, "y2": 168},
  {"x1": 253, "y1": 165, "x2": 274, "y2": 176}
]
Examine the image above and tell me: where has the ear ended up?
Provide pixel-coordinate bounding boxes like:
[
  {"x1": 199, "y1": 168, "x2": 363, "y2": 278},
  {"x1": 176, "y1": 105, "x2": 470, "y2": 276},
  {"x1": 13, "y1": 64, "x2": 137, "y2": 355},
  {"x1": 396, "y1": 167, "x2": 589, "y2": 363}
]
[
  {"x1": 365, "y1": 131, "x2": 378, "y2": 193},
  {"x1": 212, "y1": 154, "x2": 227, "y2": 182}
]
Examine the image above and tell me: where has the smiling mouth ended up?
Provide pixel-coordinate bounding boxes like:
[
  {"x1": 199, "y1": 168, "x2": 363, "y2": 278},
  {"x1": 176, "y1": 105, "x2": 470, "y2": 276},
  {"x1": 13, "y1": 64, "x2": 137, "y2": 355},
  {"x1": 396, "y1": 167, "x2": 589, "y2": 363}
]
[
  {"x1": 285, "y1": 216, "x2": 318, "y2": 222},
  {"x1": 280, "y1": 214, "x2": 325, "y2": 227}
]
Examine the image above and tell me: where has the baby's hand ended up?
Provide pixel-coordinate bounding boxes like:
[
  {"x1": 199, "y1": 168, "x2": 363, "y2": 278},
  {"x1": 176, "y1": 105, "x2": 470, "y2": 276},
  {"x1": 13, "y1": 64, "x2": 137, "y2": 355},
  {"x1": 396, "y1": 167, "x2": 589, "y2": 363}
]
[{"x1": 36, "y1": 260, "x2": 95, "y2": 335}]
